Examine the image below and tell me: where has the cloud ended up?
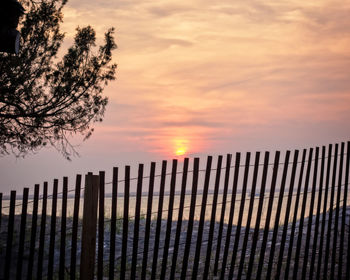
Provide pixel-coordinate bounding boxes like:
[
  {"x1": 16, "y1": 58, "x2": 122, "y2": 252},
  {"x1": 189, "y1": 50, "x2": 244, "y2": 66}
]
[
  {"x1": 160, "y1": 120, "x2": 224, "y2": 128},
  {"x1": 3, "y1": 0, "x2": 350, "y2": 193},
  {"x1": 147, "y1": 4, "x2": 193, "y2": 17},
  {"x1": 61, "y1": 0, "x2": 350, "y2": 154}
]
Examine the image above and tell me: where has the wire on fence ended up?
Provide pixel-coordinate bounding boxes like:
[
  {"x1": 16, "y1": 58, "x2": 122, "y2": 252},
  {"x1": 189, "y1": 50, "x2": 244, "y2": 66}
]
[{"x1": 1, "y1": 150, "x2": 347, "y2": 209}]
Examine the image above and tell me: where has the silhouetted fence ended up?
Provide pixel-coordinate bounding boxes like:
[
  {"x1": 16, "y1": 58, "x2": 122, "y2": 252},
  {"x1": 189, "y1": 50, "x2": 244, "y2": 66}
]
[{"x1": 0, "y1": 142, "x2": 350, "y2": 279}]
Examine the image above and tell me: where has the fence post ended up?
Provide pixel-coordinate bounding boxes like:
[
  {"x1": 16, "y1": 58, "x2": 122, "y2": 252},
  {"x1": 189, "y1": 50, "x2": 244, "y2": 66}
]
[
  {"x1": 204, "y1": 155, "x2": 223, "y2": 279},
  {"x1": 80, "y1": 174, "x2": 99, "y2": 280},
  {"x1": 131, "y1": 164, "x2": 144, "y2": 279},
  {"x1": 27, "y1": 184, "x2": 40, "y2": 280},
  {"x1": 17, "y1": 188, "x2": 29, "y2": 280},
  {"x1": 237, "y1": 152, "x2": 261, "y2": 279},
  {"x1": 213, "y1": 154, "x2": 232, "y2": 276},
  {"x1": 48, "y1": 179, "x2": 58, "y2": 279},
  {"x1": 109, "y1": 168, "x2": 118, "y2": 280},
  {"x1": 97, "y1": 171, "x2": 105, "y2": 280},
  {"x1": 150, "y1": 161, "x2": 167, "y2": 279},
  {"x1": 70, "y1": 174, "x2": 82, "y2": 280},
  {"x1": 340, "y1": 142, "x2": 350, "y2": 279},
  {"x1": 170, "y1": 158, "x2": 189, "y2": 280},
  {"x1": 316, "y1": 145, "x2": 333, "y2": 280},
  {"x1": 59, "y1": 177, "x2": 68, "y2": 280},
  {"x1": 141, "y1": 163, "x2": 156, "y2": 280},
  {"x1": 275, "y1": 150, "x2": 299, "y2": 279},
  {"x1": 120, "y1": 166, "x2": 131, "y2": 279},
  {"x1": 246, "y1": 152, "x2": 270, "y2": 280},
  {"x1": 4, "y1": 191, "x2": 16, "y2": 280},
  {"x1": 228, "y1": 152, "x2": 251, "y2": 279},
  {"x1": 37, "y1": 183, "x2": 48, "y2": 280},
  {"x1": 324, "y1": 144, "x2": 338, "y2": 279},
  {"x1": 160, "y1": 159, "x2": 177, "y2": 279},
  {"x1": 221, "y1": 153, "x2": 241, "y2": 279},
  {"x1": 266, "y1": 151, "x2": 290, "y2": 279},
  {"x1": 180, "y1": 157, "x2": 200, "y2": 279},
  {"x1": 0, "y1": 193, "x2": 2, "y2": 232},
  {"x1": 331, "y1": 142, "x2": 344, "y2": 279}
]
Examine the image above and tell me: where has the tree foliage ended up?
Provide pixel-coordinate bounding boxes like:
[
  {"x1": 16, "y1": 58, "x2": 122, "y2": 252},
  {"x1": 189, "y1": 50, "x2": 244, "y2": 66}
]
[{"x1": 0, "y1": 0, "x2": 117, "y2": 159}]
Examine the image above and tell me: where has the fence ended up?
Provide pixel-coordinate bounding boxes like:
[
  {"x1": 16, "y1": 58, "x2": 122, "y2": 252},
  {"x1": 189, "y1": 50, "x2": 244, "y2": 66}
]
[{"x1": 0, "y1": 142, "x2": 350, "y2": 279}]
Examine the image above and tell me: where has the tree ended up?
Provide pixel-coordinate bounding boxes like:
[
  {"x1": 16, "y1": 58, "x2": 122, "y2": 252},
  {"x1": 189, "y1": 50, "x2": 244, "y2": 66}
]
[
  {"x1": 0, "y1": 0, "x2": 25, "y2": 54},
  {"x1": 0, "y1": 0, "x2": 117, "y2": 159}
]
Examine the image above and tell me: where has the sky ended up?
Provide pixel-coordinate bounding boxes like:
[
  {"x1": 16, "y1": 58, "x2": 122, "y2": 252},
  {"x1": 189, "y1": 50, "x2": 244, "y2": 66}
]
[{"x1": 1, "y1": 0, "x2": 350, "y2": 194}]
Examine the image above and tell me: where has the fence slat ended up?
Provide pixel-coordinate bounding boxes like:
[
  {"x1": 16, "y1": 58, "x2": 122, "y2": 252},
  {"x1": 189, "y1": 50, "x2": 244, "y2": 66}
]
[
  {"x1": 120, "y1": 167, "x2": 130, "y2": 280},
  {"x1": 169, "y1": 158, "x2": 189, "y2": 280},
  {"x1": 27, "y1": 184, "x2": 39, "y2": 280},
  {"x1": 109, "y1": 168, "x2": 118, "y2": 280},
  {"x1": 220, "y1": 153, "x2": 241, "y2": 280},
  {"x1": 340, "y1": 142, "x2": 349, "y2": 279},
  {"x1": 275, "y1": 150, "x2": 299, "y2": 279},
  {"x1": 16, "y1": 188, "x2": 29, "y2": 280},
  {"x1": 309, "y1": 146, "x2": 325, "y2": 280},
  {"x1": 324, "y1": 144, "x2": 338, "y2": 279},
  {"x1": 213, "y1": 154, "x2": 232, "y2": 276},
  {"x1": 97, "y1": 171, "x2": 105, "y2": 280},
  {"x1": 4, "y1": 191, "x2": 16, "y2": 280},
  {"x1": 255, "y1": 151, "x2": 280, "y2": 280},
  {"x1": 266, "y1": 151, "x2": 290, "y2": 279},
  {"x1": 0, "y1": 193, "x2": 2, "y2": 233},
  {"x1": 345, "y1": 141, "x2": 350, "y2": 280},
  {"x1": 70, "y1": 174, "x2": 82, "y2": 280},
  {"x1": 245, "y1": 152, "x2": 270, "y2": 280},
  {"x1": 180, "y1": 157, "x2": 200, "y2": 279},
  {"x1": 302, "y1": 147, "x2": 319, "y2": 279},
  {"x1": 331, "y1": 142, "x2": 344, "y2": 279},
  {"x1": 316, "y1": 144, "x2": 333, "y2": 280},
  {"x1": 37, "y1": 182, "x2": 48, "y2": 280},
  {"x1": 237, "y1": 152, "x2": 260, "y2": 279},
  {"x1": 292, "y1": 148, "x2": 314, "y2": 279},
  {"x1": 48, "y1": 179, "x2": 58, "y2": 279},
  {"x1": 203, "y1": 155, "x2": 223, "y2": 279},
  {"x1": 284, "y1": 149, "x2": 307, "y2": 279},
  {"x1": 80, "y1": 174, "x2": 99, "y2": 280},
  {"x1": 141, "y1": 163, "x2": 156, "y2": 280},
  {"x1": 192, "y1": 156, "x2": 212, "y2": 279},
  {"x1": 131, "y1": 164, "x2": 144, "y2": 279},
  {"x1": 150, "y1": 160, "x2": 167, "y2": 279},
  {"x1": 59, "y1": 177, "x2": 68, "y2": 280},
  {"x1": 2, "y1": 142, "x2": 349, "y2": 280},
  {"x1": 228, "y1": 152, "x2": 251, "y2": 279},
  {"x1": 160, "y1": 160, "x2": 178, "y2": 279}
]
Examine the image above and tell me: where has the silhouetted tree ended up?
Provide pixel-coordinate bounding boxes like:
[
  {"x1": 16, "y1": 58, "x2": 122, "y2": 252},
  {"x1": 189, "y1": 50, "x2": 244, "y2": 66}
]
[{"x1": 0, "y1": 0, "x2": 117, "y2": 159}]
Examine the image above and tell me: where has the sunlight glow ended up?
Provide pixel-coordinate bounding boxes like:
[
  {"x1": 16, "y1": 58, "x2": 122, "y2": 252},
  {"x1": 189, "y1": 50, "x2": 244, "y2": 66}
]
[
  {"x1": 175, "y1": 148, "x2": 186, "y2": 156},
  {"x1": 173, "y1": 138, "x2": 189, "y2": 156}
]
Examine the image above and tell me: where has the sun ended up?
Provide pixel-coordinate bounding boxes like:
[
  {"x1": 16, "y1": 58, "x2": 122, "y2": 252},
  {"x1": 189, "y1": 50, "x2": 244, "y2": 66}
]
[
  {"x1": 173, "y1": 138, "x2": 189, "y2": 157},
  {"x1": 175, "y1": 148, "x2": 187, "y2": 156}
]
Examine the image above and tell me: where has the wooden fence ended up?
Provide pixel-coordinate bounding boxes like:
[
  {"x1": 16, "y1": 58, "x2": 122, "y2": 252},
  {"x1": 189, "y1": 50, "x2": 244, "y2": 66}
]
[{"x1": 0, "y1": 142, "x2": 349, "y2": 279}]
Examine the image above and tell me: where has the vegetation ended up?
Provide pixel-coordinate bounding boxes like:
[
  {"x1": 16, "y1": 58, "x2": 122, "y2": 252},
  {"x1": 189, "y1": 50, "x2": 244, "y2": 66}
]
[{"x1": 0, "y1": 0, "x2": 117, "y2": 159}]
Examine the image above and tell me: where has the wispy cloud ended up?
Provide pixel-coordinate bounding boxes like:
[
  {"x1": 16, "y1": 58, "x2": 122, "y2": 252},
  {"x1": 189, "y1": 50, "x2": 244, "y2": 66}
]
[
  {"x1": 61, "y1": 0, "x2": 350, "y2": 156},
  {"x1": 2, "y1": 0, "x2": 350, "y2": 191}
]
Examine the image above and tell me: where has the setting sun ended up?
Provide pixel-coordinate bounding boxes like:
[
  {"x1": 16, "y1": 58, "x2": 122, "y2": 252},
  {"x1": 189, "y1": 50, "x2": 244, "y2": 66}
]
[
  {"x1": 173, "y1": 138, "x2": 189, "y2": 157},
  {"x1": 175, "y1": 148, "x2": 186, "y2": 156}
]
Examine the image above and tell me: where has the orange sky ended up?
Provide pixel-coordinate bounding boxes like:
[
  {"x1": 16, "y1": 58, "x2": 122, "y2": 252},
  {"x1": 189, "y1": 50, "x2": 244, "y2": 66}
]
[{"x1": 1, "y1": 0, "x2": 350, "y2": 192}]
